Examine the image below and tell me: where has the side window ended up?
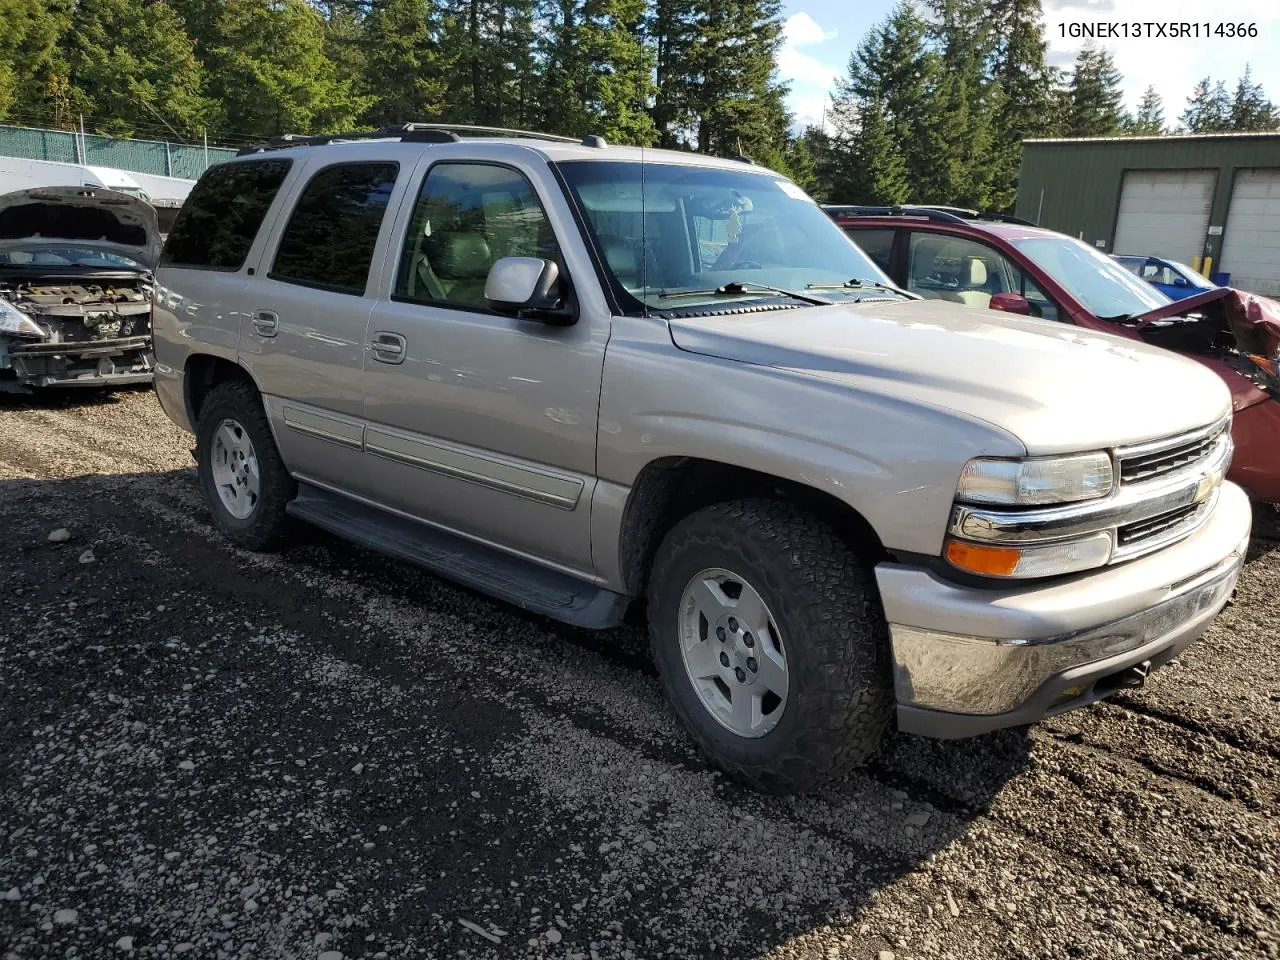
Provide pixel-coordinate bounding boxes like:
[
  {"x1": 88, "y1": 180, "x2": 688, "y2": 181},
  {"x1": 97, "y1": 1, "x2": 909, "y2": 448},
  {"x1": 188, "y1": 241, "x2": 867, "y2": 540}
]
[
  {"x1": 1008, "y1": 265, "x2": 1064, "y2": 322},
  {"x1": 161, "y1": 159, "x2": 292, "y2": 270},
  {"x1": 394, "y1": 163, "x2": 561, "y2": 310},
  {"x1": 847, "y1": 228, "x2": 895, "y2": 275},
  {"x1": 906, "y1": 232, "x2": 1018, "y2": 309},
  {"x1": 270, "y1": 162, "x2": 399, "y2": 295}
]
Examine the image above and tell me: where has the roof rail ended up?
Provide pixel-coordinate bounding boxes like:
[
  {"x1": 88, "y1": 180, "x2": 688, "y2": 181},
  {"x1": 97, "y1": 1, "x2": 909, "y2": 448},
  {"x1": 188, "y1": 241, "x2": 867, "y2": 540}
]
[
  {"x1": 235, "y1": 122, "x2": 590, "y2": 155},
  {"x1": 821, "y1": 204, "x2": 970, "y2": 225},
  {"x1": 975, "y1": 211, "x2": 1036, "y2": 226}
]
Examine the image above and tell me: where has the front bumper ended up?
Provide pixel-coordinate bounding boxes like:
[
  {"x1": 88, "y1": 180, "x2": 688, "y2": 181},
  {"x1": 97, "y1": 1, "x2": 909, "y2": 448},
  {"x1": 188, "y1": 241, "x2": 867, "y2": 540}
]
[
  {"x1": 4, "y1": 335, "x2": 154, "y2": 389},
  {"x1": 877, "y1": 480, "x2": 1251, "y2": 738}
]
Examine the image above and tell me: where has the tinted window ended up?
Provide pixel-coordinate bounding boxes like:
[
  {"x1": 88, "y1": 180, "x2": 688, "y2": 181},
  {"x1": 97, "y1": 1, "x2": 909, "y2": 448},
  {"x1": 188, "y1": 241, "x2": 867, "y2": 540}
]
[
  {"x1": 161, "y1": 159, "x2": 291, "y2": 270},
  {"x1": 395, "y1": 163, "x2": 560, "y2": 310},
  {"x1": 271, "y1": 162, "x2": 399, "y2": 295},
  {"x1": 847, "y1": 228, "x2": 895, "y2": 274}
]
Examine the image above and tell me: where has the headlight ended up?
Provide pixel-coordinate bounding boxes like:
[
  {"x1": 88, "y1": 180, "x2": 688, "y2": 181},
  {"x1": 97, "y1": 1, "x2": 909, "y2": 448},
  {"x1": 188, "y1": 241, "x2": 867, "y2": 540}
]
[
  {"x1": 945, "y1": 532, "x2": 1113, "y2": 579},
  {"x1": 957, "y1": 452, "x2": 1114, "y2": 506},
  {"x1": 0, "y1": 300, "x2": 47, "y2": 339}
]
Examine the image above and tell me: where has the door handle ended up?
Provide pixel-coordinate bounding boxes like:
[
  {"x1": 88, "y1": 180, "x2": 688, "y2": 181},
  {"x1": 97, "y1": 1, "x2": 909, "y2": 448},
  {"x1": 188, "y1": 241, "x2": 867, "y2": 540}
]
[
  {"x1": 370, "y1": 331, "x2": 407, "y2": 364},
  {"x1": 251, "y1": 310, "x2": 279, "y2": 338}
]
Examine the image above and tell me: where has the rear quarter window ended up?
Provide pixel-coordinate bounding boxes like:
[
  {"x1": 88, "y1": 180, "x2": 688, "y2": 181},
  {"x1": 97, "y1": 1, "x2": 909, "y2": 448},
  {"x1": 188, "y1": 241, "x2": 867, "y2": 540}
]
[
  {"x1": 161, "y1": 159, "x2": 292, "y2": 271},
  {"x1": 847, "y1": 228, "x2": 895, "y2": 274}
]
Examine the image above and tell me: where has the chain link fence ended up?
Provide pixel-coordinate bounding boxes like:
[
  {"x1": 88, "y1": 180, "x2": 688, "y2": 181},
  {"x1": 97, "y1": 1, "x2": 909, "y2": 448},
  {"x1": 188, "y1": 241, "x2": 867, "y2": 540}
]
[{"x1": 0, "y1": 124, "x2": 237, "y2": 179}]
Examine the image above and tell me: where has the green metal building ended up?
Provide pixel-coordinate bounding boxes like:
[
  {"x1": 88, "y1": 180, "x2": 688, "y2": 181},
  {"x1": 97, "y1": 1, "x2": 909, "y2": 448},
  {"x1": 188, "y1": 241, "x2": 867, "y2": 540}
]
[{"x1": 1014, "y1": 132, "x2": 1280, "y2": 296}]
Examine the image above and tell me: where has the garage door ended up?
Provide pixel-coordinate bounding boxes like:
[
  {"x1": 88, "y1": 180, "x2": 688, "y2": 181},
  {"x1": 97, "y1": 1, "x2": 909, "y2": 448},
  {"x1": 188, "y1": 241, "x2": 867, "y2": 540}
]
[
  {"x1": 1220, "y1": 169, "x2": 1280, "y2": 297},
  {"x1": 1112, "y1": 169, "x2": 1215, "y2": 264}
]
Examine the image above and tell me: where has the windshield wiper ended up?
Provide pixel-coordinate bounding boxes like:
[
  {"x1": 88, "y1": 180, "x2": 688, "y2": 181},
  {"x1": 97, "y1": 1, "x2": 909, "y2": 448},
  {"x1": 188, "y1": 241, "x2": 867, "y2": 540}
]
[
  {"x1": 806, "y1": 278, "x2": 919, "y2": 299},
  {"x1": 658, "y1": 281, "x2": 831, "y2": 306}
]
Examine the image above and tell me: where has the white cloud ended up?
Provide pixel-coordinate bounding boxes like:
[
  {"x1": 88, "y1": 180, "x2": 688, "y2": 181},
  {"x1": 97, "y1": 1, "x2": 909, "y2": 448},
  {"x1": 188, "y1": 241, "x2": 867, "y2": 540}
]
[
  {"x1": 779, "y1": 12, "x2": 841, "y2": 131},
  {"x1": 784, "y1": 11, "x2": 837, "y2": 47},
  {"x1": 1041, "y1": 0, "x2": 1280, "y2": 121}
]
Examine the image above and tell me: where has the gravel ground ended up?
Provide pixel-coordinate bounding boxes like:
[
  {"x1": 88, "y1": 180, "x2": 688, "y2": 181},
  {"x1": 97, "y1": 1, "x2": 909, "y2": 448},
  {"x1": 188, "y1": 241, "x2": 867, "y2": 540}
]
[{"x1": 1, "y1": 388, "x2": 1277, "y2": 960}]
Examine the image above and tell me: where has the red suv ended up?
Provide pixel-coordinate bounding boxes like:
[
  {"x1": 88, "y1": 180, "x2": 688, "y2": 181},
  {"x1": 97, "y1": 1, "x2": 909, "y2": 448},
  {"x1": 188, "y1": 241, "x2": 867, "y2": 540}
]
[{"x1": 828, "y1": 205, "x2": 1280, "y2": 502}]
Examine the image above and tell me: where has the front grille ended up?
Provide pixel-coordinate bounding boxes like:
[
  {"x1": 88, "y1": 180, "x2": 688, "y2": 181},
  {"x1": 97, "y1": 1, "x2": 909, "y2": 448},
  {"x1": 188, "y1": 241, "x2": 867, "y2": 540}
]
[
  {"x1": 1118, "y1": 420, "x2": 1227, "y2": 485},
  {"x1": 1117, "y1": 502, "x2": 1202, "y2": 547}
]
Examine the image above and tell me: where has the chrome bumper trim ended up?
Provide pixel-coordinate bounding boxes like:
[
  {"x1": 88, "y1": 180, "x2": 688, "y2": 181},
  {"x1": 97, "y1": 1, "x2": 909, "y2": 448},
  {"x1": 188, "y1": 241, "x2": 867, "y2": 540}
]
[{"x1": 889, "y1": 548, "x2": 1244, "y2": 716}]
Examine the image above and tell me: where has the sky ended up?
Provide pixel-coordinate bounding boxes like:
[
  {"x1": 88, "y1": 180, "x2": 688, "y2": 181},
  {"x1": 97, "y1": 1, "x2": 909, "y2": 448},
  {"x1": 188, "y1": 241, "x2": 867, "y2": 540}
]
[{"x1": 779, "y1": 0, "x2": 1280, "y2": 132}]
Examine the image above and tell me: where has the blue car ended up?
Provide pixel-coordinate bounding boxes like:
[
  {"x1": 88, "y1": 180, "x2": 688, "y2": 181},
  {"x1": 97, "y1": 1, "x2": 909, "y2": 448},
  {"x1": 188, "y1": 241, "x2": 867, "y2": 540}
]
[{"x1": 1112, "y1": 255, "x2": 1221, "y2": 301}]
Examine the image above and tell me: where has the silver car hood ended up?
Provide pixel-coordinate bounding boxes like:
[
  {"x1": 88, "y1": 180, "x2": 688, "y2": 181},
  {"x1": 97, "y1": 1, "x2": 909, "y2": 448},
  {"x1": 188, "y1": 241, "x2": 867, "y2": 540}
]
[
  {"x1": 667, "y1": 298, "x2": 1233, "y2": 455},
  {"x1": 0, "y1": 186, "x2": 160, "y2": 270}
]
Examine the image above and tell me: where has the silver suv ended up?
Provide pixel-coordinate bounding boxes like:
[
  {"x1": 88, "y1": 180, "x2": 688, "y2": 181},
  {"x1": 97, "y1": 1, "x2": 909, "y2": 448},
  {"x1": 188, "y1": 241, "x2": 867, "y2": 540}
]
[{"x1": 152, "y1": 124, "x2": 1251, "y2": 793}]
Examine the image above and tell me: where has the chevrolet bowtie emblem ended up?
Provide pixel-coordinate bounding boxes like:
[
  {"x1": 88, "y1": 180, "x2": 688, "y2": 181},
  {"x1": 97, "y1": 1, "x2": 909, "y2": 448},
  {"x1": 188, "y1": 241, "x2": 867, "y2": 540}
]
[{"x1": 1194, "y1": 467, "x2": 1223, "y2": 504}]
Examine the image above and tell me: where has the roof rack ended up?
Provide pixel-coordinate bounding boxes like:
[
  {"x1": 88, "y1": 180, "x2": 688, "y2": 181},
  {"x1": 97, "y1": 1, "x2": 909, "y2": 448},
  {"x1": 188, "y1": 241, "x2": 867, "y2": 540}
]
[
  {"x1": 235, "y1": 122, "x2": 605, "y2": 156},
  {"x1": 822, "y1": 204, "x2": 1036, "y2": 227}
]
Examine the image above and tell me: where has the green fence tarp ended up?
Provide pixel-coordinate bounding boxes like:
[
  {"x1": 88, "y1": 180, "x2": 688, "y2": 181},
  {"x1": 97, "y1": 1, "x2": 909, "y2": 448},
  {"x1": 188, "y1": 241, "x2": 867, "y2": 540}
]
[{"x1": 0, "y1": 124, "x2": 237, "y2": 179}]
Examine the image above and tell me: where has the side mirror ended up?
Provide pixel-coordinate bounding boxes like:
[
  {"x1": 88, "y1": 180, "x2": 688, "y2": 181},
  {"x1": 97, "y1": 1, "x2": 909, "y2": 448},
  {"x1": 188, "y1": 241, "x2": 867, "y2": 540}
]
[
  {"x1": 988, "y1": 292, "x2": 1032, "y2": 315},
  {"x1": 484, "y1": 257, "x2": 574, "y2": 324},
  {"x1": 1172, "y1": 277, "x2": 1191, "y2": 288}
]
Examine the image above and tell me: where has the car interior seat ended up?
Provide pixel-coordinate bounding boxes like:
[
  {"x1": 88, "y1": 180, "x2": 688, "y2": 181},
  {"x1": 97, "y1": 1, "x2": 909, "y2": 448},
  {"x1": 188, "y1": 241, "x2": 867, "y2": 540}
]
[
  {"x1": 428, "y1": 232, "x2": 493, "y2": 307},
  {"x1": 955, "y1": 258, "x2": 993, "y2": 309}
]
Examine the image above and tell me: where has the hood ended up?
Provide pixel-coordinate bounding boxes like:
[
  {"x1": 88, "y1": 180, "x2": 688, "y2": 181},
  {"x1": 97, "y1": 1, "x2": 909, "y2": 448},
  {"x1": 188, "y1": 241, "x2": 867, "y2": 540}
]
[
  {"x1": 0, "y1": 186, "x2": 160, "y2": 271},
  {"x1": 667, "y1": 298, "x2": 1233, "y2": 456},
  {"x1": 1134, "y1": 286, "x2": 1280, "y2": 358}
]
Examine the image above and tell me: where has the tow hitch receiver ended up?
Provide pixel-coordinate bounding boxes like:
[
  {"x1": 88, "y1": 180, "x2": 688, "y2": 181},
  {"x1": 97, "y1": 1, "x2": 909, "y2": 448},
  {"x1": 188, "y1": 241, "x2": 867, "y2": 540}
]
[{"x1": 1118, "y1": 660, "x2": 1151, "y2": 690}]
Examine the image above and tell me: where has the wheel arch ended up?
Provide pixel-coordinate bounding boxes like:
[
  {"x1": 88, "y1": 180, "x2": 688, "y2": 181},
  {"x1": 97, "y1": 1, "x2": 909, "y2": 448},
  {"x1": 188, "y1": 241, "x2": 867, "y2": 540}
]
[
  {"x1": 184, "y1": 353, "x2": 262, "y2": 428},
  {"x1": 615, "y1": 456, "x2": 889, "y2": 598}
]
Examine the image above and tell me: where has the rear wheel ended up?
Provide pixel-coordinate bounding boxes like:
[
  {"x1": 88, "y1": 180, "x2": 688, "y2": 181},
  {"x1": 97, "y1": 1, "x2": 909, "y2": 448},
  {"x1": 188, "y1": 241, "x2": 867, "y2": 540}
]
[
  {"x1": 647, "y1": 499, "x2": 893, "y2": 794},
  {"x1": 195, "y1": 380, "x2": 294, "y2": 550}
]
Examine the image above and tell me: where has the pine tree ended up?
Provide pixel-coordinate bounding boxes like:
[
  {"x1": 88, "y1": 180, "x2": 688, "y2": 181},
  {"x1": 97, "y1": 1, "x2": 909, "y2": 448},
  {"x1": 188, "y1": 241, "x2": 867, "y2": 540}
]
[
  {"x1": 49, "y1": 0, "x2": 213, "y2": 139},
  {"x1": 437, "y1": 0, "x2": 539, "y2": 128},
  {"x1": 0, "y1": 0, "x2": 64, "y2": 122},
  {"x1": 647, "y1": 0, "x2": 699, "y2": 147},
  {"x1": 1180, "y1": 77, "x2": 1232, "y2": 132},
  {"x1": 1062, "y1": 44, "x2": 1124, "y2": 136},
  {"x1": 849, "y1": 99, "x2": 909, "y2": 204},
  {"x1": 538, "y1": 0, "x2": 656, "y2": 143},
  {"x1": 985, "y1": 0, "x2": 1055, "y2": 208},
  {"x1": 1229, "y1": 65, "x2": 1278, "y2": 132},
  {"x1": 687, "y1": 0, "x2": 792, "y2": 168},
  {"x1": 189, "y1": 0, "x2": 372, "y2": 138},
  {"x1": 1126, "y1": 85, "x2": 1164, "y2": 135},
  {"x1": 360, "y1": 0, "x2": 450, "y2": 126},
  {"x1": 831, "y1": 1, "x2": 935, "y2": 201},
  {"x1": 921, "y1": 0, "x2": 999, "y2": 207}
]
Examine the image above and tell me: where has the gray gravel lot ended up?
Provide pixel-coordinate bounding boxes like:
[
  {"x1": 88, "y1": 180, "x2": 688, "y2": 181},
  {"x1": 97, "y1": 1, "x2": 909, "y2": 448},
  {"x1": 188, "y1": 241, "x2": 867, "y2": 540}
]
[{"x1": 1, "y1": 389, "x2": 1278, "y2": 960}]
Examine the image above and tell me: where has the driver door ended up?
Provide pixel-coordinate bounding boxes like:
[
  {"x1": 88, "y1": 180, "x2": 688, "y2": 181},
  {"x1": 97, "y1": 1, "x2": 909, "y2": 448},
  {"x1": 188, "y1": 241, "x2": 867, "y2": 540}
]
[{"x1": 360, "y1": 160, "x2": 606, "y2": 573}]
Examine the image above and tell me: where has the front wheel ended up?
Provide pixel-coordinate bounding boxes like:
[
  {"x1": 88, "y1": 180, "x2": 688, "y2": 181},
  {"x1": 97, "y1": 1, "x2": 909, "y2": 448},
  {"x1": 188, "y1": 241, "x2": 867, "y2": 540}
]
[
  {"x1": 195, "y1": 380, "x2": 295, "y2": 551},
  {"x1": 647, "y1": 499, "x2": 893, "y2": 794}
]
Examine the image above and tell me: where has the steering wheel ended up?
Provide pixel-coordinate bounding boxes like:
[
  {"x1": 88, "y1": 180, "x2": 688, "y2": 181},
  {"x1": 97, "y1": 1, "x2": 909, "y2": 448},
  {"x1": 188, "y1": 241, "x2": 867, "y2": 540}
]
[{"x1": 731, "y1": 259, "x2": 765, "y2": 270}]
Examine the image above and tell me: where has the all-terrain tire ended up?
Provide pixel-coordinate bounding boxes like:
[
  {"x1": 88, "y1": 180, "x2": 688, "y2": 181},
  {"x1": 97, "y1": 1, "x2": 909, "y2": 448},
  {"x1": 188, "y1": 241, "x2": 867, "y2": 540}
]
[
  {"x1": 195, "y1": 380, "x2": 295, "y2": 551},
  {"x1": 647, "y1": 498, "x2": 894, "y2": 794}
]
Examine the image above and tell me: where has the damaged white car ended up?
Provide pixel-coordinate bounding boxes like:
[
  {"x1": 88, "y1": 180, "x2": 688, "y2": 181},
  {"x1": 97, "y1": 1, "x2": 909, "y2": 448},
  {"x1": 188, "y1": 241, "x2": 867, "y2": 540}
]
[{"x1": 0, "y1": 186, "x2": 159, "y2": 392}]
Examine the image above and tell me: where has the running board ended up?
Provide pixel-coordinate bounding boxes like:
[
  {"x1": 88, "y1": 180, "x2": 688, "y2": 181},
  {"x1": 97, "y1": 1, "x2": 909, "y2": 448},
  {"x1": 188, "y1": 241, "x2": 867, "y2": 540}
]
[{"x1": 286, "y1": 484, "x2": 630, "y2": 629}]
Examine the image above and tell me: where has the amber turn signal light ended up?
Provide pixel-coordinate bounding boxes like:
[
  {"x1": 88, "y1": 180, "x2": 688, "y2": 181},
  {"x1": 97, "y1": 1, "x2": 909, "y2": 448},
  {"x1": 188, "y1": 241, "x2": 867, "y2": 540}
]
[{"x1": 944, "y1": 540, "x2": 1022, "y2": 577}]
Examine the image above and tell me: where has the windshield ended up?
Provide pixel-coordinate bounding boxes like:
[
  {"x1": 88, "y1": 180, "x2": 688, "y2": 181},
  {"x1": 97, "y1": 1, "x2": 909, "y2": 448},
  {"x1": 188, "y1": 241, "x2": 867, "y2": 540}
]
[
  {"x1": 1014, "y1": 236, "x2": 1169, "y2": 319},
  {"x1": 554, "y1": 160, "x2": 897, "y2": 312},
  {"x1": 0, "y1": 246, "x2": 146, "y2": 271}
]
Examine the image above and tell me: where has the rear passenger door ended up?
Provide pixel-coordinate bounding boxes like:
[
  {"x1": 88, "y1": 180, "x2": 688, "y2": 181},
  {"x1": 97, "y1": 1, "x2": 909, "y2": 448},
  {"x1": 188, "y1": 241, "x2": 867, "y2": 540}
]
[
  {"x1": 155, "y1": 157, "x2": 293, "y2": 380},
  {"x1": 239, "y1": 159, "x2": 406, "y2": 498},
  {"x1": 361, "y1": 160, "x2": 606, "y2": 574}
]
